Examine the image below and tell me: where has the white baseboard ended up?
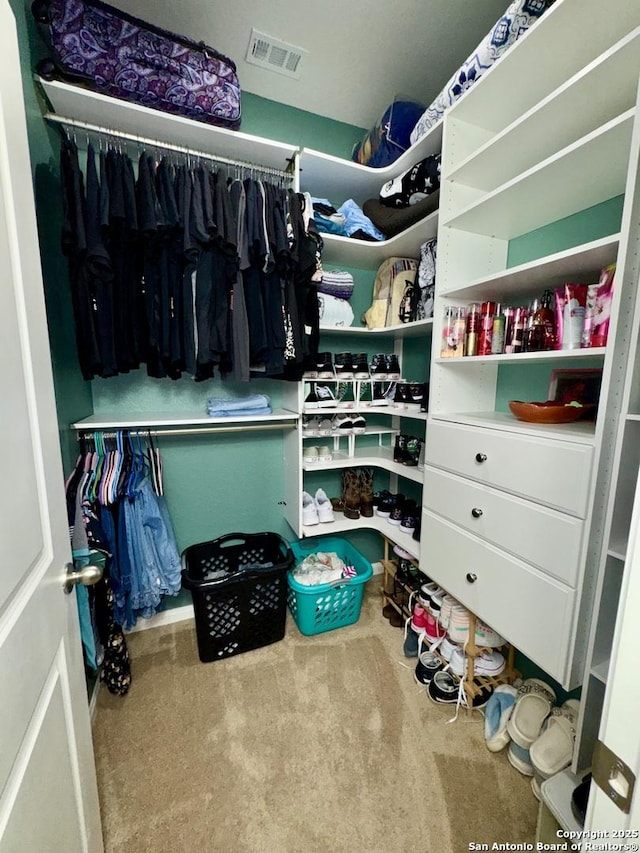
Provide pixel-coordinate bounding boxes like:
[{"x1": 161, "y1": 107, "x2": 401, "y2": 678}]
[
  {"x1": 126, "y1": 562, "x2": 383, "y2": 635},
  {"x1": 125, "y1": 605, "x2": 193, "y2": 633}
]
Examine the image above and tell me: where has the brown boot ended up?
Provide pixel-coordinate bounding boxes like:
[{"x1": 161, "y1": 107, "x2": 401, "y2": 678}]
[
  {"x1": 359, "y1": 467, "x2": 374, "y2": 517},
  {"x1": 342, "y1": 468, "x2": 360, "y2": 519}
]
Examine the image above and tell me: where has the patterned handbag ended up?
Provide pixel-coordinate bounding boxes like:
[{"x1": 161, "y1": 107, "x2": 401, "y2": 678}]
[{"x1": 32, "y1": 0, "x2": 241, "y2": 129}]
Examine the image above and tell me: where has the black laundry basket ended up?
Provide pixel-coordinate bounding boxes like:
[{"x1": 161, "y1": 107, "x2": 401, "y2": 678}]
[{"x1": 181, "y1": 532, "x2": 294, "y2": 662}]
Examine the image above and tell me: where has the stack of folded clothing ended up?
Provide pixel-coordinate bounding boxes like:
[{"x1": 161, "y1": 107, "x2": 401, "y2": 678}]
[
  {"x1": 363, "y1": 154, "x2": 441, "y2": 239},
  {"x1": 318, "y1": 270, "x2": 354, "y2": 301},
  {"x1": 206, "y1": 393, "x2": 272, "y2": 417}
]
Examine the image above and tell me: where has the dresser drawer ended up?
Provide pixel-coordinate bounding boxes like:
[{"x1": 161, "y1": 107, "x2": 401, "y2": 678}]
[
  {"x1": 423, "y1": 466, "x2": 583, "y2": 586},
  {"x1": 420, "y1": 510, "x2": 574, "y2": 684},
  {"x1": 425, "y1": 419, "x2": 593, "y2": 517}
]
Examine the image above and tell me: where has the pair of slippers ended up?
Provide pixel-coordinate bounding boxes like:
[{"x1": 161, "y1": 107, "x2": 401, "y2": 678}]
[{"x1": 484, "y1": 678, "x2": 580, "y2": 781}]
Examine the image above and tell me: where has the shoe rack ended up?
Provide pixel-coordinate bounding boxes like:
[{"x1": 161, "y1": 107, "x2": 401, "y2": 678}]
[
  {"x1": 379, "y1": 534, "x2": 422, "y2": 621},
  {"x1": 458, "y1": 612, "x2": 519, "y2": 710}
]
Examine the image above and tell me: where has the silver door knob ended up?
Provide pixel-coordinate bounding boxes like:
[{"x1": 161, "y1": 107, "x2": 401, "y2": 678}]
[
  {"x1": 475, "y1": 453, "x2": 487, "y2": 463},
  {"x1": 466, "y1": 572, "x2": 478, "y2": 583},
  {"x1": 471, "y1": 508, "x2": 483, "y2": 518},
  {"x1": 64, "y1": 562, "x2": 103, "y2": 594}
]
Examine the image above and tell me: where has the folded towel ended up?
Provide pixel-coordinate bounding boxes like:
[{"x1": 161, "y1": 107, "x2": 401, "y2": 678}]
[
  {"x1": 206, "y1": 393, "x2": 271, "y2": 414},
  {"x1": 207, "y1": 406, "x2": 273, "y2": 418}
]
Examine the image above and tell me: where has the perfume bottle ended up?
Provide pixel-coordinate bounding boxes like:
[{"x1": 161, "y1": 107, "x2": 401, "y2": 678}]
[
  {"x1": 465, "y1": 303, "x2": 481, "y2": 356},
  {"x1": 477, "y1": 301, "x2": 497, "y2": 356}
]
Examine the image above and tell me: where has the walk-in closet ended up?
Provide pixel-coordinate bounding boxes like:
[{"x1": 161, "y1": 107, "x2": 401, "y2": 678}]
[{"x1": 3, "y1": 0, "x2": 640, "y2": 850}]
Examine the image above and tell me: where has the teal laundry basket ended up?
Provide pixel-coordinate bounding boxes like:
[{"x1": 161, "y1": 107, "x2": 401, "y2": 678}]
[{"x1": 288, "y1": 536, "x2": 373, "y2": 636}]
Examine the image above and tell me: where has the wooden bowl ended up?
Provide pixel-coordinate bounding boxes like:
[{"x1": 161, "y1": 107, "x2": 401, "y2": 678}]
[{"x1": 508, "y1": 400, "x2": 595, "y2": 424}]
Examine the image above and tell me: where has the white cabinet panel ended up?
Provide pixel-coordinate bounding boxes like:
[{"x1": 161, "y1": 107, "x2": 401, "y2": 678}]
[
  {"x1": 423, "y1": 466, "x2": 584, "y2": 586},
  {"x1": 425, "y1": 419, "x2": 593, "y2": 517},
  {"x1": 421, "y1": 510, "x2": 574, "y2": 684}
]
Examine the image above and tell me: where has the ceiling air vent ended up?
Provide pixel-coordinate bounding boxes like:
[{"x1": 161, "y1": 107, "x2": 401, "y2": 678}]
[{"x1": 245, "y1": 29, "x2": 307, "y2": 79}]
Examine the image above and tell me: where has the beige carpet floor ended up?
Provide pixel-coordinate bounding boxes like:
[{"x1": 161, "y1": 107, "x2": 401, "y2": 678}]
[{"x1": 92, "y1": 583, "x2": 538, "y2": 853}]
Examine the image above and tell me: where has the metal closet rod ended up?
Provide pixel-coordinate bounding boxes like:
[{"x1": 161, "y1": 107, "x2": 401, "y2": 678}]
[
  {"x1": 77, "y1": 422, "x2": 297, "y2": 439},
  {"x1": 45, "y1": 112, "x2": 296, "y2": 179}
]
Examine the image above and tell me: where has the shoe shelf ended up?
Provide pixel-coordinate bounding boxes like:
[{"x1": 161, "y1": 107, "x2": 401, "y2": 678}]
[
  {"x1": 302, "y1": 514, "x2": 420, "y2": 560},
  {"x1": 302, "y1": 406, "x2": 428, "y2": 421},
  {"x1": 302, "y1": 445, "x2": 424, "y2": 484}
]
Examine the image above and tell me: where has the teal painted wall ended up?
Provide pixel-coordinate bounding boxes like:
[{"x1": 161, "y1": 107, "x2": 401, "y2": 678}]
[
  {"x1": 241, "y1": 92, "x2": 366, "y2": 159},
  {"x1": 495, "y1": 196, "x2": 623, "y2": 411}
]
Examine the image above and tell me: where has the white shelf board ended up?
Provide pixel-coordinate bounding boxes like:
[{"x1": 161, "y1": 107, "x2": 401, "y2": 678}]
[
  {"x1": 434, "y1": 347, "x2": 606, "y2": 367},
  {"x1": 428, "y1": 411, "x2": 597, "y2": 445},
  {"x1": 72, "y1": 409, "x2": 299, "y2": 430},
  {"x1": 302, "y1": 515, "x2": 420, "y2": 561},
  {"x1": 449, "y1": 30, "x2": 640, "y2": 192},
  {"x1": 299, "y1": 121, "x2": 443, "y2": 207},
  {"x1": 320, "y1": 211, "x2": 438, "y2": 269},
  {"x1": 320, "y1": 319, "x2": 433, "y2": 338},
  {"x1": 38, "y1": 78, "x2": 298, "y2": 171},
  {"x1": 591, "y1": 657, "x2": 611, "y2": 684},
  {"x1": 303, "y1": 446, "x2": 423, "y2": 483},
  {"x1": 443, "y1": 111, "x2": 634, "y2": 239},
  {"x1": 440, "y1": 235, "x2": 620, "y2": 301},
  {"x1": 302, "y1": 405, "x2": 428, "y2": 422},
  {"x1": 607, "y1": 540, "x2": 627, "y2": 562},
  {"x1": 540, "y1": 767, "x2": 586, "y2": 834},
  {"x1": 447, "y1": 0, "x2": 640, "y2": 134}
]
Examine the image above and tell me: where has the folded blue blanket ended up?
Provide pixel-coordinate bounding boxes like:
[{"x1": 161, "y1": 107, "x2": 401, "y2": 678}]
[
  {"x1": 207, "y1": 406, "x2": 272, "y2": 418},
  {"x1": 206, "y1": 394, "x2": 271, "y2": 413}
]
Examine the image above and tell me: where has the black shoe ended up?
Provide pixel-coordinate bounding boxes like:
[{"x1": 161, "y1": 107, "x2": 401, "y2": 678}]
[
  {"x1": 334, "y1": 352, "x2": 355, "y2": 379},
  {"x1": 394, "y1": 434, "x2": 408, "y2": 464},
  {"x1": 405, "y1": 437, "x2": 422, "y2": 466},
  {"x1": 372, "y1": 489, "x2": 391, "y2": 511},
  {"x1": 386, "y1": 353, "x2": 401, "y2": 380},
  {"x1": 415, "y1": 650, "x2": 444, "y2": 685},
  {"x1": 407, "y1": 382, "x2": 426, "y2": 412},
  {"x1": 353, "y1": 353, "x2": 369, "y2": 379},
  {"x1": 412, "y1": 516, "x2": 421, "y2": 542},
  {"x1": 393, "y1": 382, "x2": 411, "y2": 409},
  {"x1": 370, "y1": 353, "x2": 388, "y2": 379},
  {"x1": 420, "y1": 382, "x2": 430, "y2": 412},
  {"x1": 428, "y1": 670, "x2": 461, "y2": 704},
  {"x1": 351, "y1": 413, "x2": 366, "y2": 433},
  {"x1": 571, "y1": 774, "x2": 591, "y2": 827},
  {"x1": 400, "y1": 511, "x2": 417, "y2": 534},
  {"x1": 377, "y1": 492, "x2": 403, "y2": 518},
  {"x1": 316, "y1": 352, "x2": 334, "y2": 379}
]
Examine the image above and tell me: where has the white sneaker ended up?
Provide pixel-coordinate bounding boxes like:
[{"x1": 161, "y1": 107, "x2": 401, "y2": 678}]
[
  {"x1": 315, "y1": 489, "x2": 335, "y2": 523},
  {"x1": 302, "y1": 491, "x2": 319, "y2": 525},
  {"x1": 317, "y1": 445, "x2": 333, "y2": 463},
  {"x1": 303, "y1": 445, "x2": 319, "y2": 464},
  {"x1": 449, "y1": 647, "x2": 505, "y2": 677}
]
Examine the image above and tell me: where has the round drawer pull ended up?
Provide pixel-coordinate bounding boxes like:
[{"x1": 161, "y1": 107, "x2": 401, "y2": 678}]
[
  {"x1": 466, "y1": 572, "x2": 478, "y2": 584},
  {"x1": 471, "y1": 507, "x2": 483, "y2": 518},
  {"x1": 475, "y1": 453, "x2": 487, "y2": 463}
]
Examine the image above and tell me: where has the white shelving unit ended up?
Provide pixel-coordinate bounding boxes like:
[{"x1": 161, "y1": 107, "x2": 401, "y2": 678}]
[
  {"x1": 423, "y1": 0, "x2": 640, "y2": 704},
  {"x1": 319, "y1": 212, "x2": 438, "y2": 269},
  {"x1": 37, "y1": 77, "x2": 298, "y2": 171},
  {"x1": 71, "y1": 410, "x2": 299, "y2": 431}
]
